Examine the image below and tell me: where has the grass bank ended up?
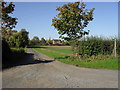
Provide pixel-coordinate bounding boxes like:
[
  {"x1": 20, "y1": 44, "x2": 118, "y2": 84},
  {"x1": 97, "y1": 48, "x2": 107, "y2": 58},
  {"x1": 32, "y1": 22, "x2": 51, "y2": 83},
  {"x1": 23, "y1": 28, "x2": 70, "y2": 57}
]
[{"x1": 34, "y1": 47, "x2": 119, "y2": 70}]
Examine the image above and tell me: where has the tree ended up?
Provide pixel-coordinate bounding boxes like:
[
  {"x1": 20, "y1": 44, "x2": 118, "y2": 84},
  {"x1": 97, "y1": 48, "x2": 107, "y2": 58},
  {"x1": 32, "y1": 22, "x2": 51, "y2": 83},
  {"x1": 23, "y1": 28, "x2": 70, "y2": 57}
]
[
  {"x1": 1, "y1": 2, "x2": 18, "y2": 65},
  {"x1": 7, "y1": 30, "x2": 18, "y2": 47},
  {"x1": 40, "y1": 38, "x2": 47, "y2": 46},
  {"x1": 32, "y1": 36, "x2": 40, "y2": 41},
  {"x1": 1, "y1": 2, "x2": 17, "y2": 39},
  {"x1": 8, "y1": 29, "x2": 29, "y2": 48},
  {"x1": 16, "y1": 29, "x2": 29, "y2": 48},
  {"x1": 8, "y1": 35, "x2": 16, "y2": 47},
  {"x1": 47, "y1": 38, "x2": 53, "y2": 45},
  {"x1": 52, "y1": 1, "x2": 95, "y2": 56},
  {"x1": 52, "y1": 1, "x2": 94, "y2": 40},
  {"x1": 30, "y1": 36, "x2": 40, "y2": 45},
  {"x1": 63, "y1": 40, "x2": 70, "y2": 46}
]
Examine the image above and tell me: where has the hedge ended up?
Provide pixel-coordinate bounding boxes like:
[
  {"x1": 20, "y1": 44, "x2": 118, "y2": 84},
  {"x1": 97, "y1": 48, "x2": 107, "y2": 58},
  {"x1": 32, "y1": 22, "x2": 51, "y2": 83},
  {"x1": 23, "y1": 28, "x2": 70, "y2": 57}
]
[{"x1": 76, "y1": 36, "x2": 118, "y2": 58}]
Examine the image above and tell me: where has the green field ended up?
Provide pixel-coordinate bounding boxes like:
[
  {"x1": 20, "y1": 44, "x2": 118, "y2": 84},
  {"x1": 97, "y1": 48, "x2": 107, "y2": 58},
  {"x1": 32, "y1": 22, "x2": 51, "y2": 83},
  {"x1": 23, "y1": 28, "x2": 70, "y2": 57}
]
[{"x1": 34, "y1": 46, "x2": 119, "y2": 70}]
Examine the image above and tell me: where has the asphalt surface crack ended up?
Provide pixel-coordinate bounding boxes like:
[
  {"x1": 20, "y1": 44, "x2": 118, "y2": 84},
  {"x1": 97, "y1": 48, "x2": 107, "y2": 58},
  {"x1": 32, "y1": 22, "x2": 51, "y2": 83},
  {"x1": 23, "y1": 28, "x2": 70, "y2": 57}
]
[{"x1": 64, "y1": 75, "x2": 68, "y2": 80}]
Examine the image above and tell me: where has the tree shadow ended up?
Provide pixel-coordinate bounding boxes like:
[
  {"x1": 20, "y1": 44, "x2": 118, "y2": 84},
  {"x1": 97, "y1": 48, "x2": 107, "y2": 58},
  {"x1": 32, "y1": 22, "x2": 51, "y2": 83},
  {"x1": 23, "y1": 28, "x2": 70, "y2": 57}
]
[{"x1": 2, "y1": 53, "x2": 54, "y2": 70}]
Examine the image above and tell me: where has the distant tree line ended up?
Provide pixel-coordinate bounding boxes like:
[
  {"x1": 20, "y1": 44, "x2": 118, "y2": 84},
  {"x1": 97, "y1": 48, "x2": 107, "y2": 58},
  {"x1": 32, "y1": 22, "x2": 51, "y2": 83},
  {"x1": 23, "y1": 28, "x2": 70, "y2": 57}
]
[
  {"x1": 29, "y1": 36, "x2": 70, "y2": 47},
  {"x1": 29, "y1": 36, "x2": 47, "y2": 46}
]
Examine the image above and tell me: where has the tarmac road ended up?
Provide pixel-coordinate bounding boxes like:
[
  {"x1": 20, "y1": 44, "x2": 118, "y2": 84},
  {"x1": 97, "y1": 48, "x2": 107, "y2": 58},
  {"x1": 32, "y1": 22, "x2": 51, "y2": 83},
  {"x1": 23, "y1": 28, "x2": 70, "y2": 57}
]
[{"x1": 2, "y1": 48, "x2": 118, "y2": 88}]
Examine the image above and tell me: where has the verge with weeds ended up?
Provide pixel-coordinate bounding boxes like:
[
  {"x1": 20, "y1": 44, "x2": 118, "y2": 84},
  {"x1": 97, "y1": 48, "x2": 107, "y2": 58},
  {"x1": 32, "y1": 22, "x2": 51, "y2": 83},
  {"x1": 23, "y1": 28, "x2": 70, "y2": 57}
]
[{"x1": 34, "y1": 48, "x2": 119, "y2": 70}]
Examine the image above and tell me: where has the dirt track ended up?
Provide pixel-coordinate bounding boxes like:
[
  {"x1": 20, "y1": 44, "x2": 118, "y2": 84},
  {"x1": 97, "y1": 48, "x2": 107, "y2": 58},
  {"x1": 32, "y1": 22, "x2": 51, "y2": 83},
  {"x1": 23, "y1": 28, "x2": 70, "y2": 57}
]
[{"x1": 2, "y1": 48, "x2": 118, "y2": 88}]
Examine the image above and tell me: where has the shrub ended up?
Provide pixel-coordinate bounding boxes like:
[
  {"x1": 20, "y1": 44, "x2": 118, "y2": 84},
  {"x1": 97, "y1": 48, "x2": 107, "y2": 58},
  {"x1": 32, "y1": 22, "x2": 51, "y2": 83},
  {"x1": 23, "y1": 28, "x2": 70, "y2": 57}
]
[
  {"x1": 10, "y1": 48, "x2": 26, "y2": 61},
  {"x1": 2, "y1": 41, "x2": 26, "y2": 68},
  {"x1": 2, "y1": 39, "x2": 12, "y2": 65},
  {"x1": 69, "y1": 36, "x2": 118, "y2": 61},
  {"x1": 7, "y1": 29, "x2": 29, "y2": 48},
  {"x1": 78, "y1": 37, "x2": 114, "y2": 57},
  {"x1": 86, "y1": 54, "x2": 115, "y2": 62}
]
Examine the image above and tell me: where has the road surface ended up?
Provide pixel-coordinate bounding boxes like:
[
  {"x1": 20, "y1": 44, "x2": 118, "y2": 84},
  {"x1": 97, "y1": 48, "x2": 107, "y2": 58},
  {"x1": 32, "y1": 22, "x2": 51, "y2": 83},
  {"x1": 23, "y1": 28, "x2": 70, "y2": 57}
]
[{"x1": 2, "y1": 48, "x2": 118, "y2": 88}]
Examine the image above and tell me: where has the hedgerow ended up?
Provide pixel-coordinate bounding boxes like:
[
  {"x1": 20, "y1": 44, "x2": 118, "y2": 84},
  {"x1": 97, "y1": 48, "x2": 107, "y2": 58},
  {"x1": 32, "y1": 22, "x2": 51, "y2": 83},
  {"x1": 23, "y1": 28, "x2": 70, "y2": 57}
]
[{"x1": 72, "y1": 36, "x2": 119, "y2": 60}]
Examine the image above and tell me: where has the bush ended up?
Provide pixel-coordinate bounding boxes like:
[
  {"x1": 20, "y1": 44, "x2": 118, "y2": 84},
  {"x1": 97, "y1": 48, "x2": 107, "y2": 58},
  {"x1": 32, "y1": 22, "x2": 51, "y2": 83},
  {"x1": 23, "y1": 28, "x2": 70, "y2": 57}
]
[
  {"x1": 2, "y1": 40, "x2": 26, "y2": 68},
  {"x1": 10, "y1": 48, "x2": 25, "y2": 61},
  {"x1": 86, "y1": 54, "x2": 115, "y2": 62},
  {"x1": 2, "y1": 39, "x2": 12, "y2": 65},
  {"x1": 11, "y1": 48, "x2": 25, "y2": 54},
  {"x1": 78, "y1": 37, "x2": 114, "y2": 57},
  {"x1": 7, "y1": 29, "x2": 29, "y2": 48},
  {"x1": 69, "y1": 36, "x2": 118, "y2": 61}
]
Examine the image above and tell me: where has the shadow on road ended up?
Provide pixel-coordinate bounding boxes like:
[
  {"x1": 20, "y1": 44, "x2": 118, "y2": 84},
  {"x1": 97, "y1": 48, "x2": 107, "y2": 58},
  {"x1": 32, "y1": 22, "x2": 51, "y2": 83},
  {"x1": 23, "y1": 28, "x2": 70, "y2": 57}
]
[{"x1": 2, "y1": 53, "x2": 54, "y2": 70}]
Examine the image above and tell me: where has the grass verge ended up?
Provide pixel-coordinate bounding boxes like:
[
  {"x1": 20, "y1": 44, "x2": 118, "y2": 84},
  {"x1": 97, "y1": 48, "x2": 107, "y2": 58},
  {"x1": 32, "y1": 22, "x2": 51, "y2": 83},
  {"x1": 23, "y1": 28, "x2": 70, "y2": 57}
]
[{"x1": 34, "y1": 48, "x2": 119, "y2": 70}]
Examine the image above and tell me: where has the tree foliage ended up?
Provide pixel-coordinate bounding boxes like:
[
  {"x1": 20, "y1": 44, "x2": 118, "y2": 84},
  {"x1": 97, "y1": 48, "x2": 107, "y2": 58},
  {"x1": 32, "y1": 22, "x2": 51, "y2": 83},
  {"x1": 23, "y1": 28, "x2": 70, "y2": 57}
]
[
  {"x1": 1, "y1": 2, "x2": 17, "y2": 39},
  {"x1": 32, "y1": 36, "x2": 40, "y2": 41},
  {"x1": 8, "y1": 29, "x2": 29, "y2": 48},
  {"x1": 30, "y1": 36, "x2": 40, "y2": 45},
  {"x1": 29, "y1": 37, "x2": 47, "y2": 46},
  {"x1": 40, "y1": 38, "x2": 47, "y2": 46},
  {"x1": 52, "y1": 1, "x2": 95, "y2": 41},
  {"x1": 47, "y1": 38, "x2": 53, "y2": 45}
]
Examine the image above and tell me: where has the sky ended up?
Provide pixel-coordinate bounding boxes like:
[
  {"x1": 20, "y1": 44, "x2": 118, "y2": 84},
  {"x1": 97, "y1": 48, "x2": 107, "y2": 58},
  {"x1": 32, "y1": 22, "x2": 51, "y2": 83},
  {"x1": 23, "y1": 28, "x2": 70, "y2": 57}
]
[
  {"x1": 5, "y1": 0, "x2": 120, "y2": 2},
  {"x1": 11, "y1": 2, "x2": 118, "y2": 40}
]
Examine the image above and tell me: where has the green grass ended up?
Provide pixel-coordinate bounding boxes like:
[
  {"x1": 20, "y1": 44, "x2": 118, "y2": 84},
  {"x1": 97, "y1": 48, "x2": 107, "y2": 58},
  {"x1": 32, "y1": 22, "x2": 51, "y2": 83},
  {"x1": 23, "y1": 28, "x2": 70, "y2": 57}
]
[
  {"x1": 34, "y1": 48, "x2": 65, "y2": 58},
  {"x1": 58, "y1": 58, "x2": 119, "y2": 70},
  {"x1": 46, "y1": 48, "x2": 72, "y2": 54},
  {"x1": 34, "y1": 48, "x2": 119, "y2": 70}
]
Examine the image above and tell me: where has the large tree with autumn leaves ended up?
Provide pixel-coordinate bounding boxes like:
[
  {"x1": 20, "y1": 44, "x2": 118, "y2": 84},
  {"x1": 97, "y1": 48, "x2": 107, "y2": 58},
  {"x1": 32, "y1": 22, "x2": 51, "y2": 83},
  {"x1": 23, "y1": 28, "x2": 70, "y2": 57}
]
[
  {"x1": 52, "y1": 1, "x2": 95, "y2": 55},
  {"x1": 52, "y1": 1, "x2": 95, "y2": 41}
]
